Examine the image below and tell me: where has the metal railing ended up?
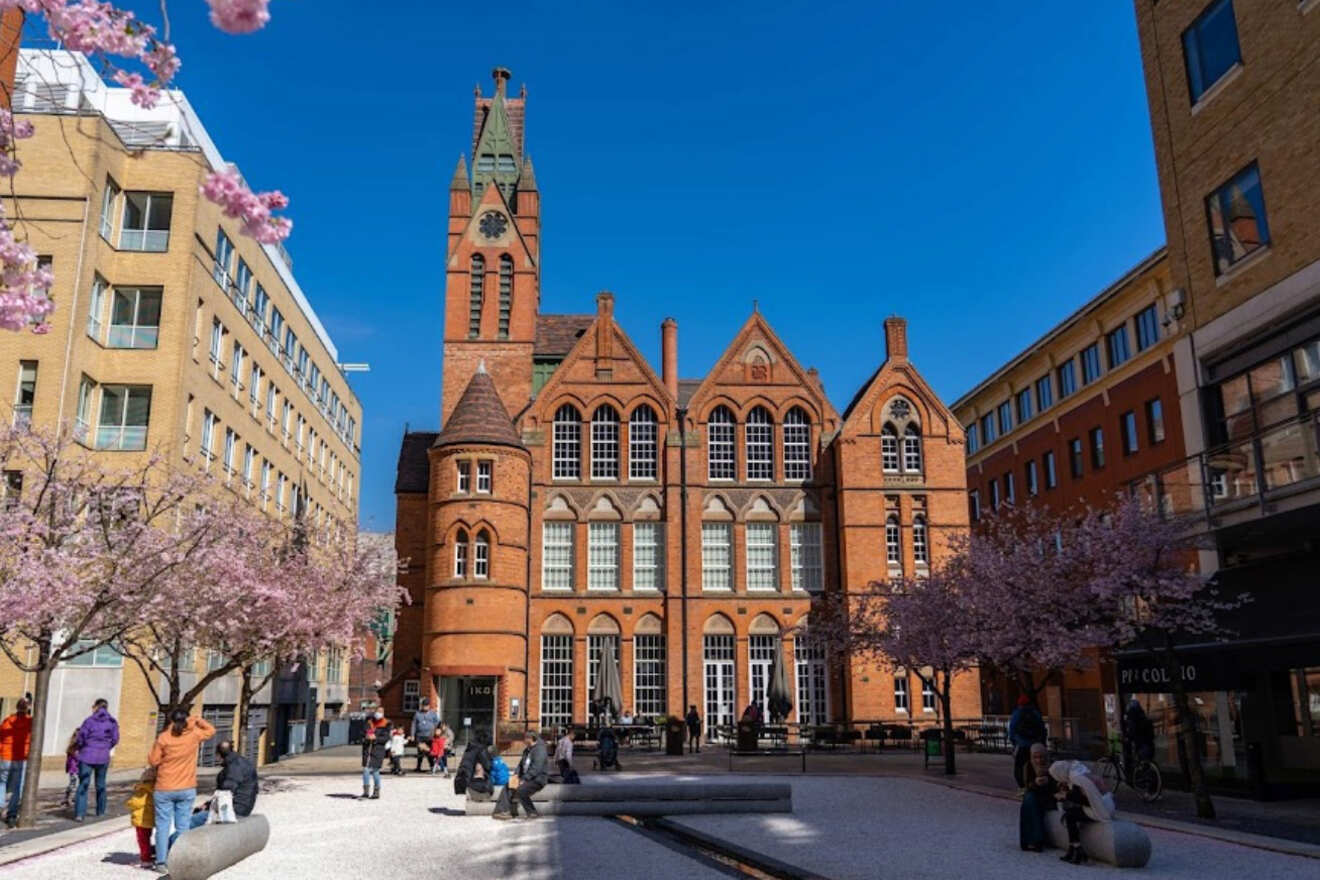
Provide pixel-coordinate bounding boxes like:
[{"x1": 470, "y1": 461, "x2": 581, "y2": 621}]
[{"x1": 1132, "y1": 412, "x2": 1320, "y2": 522}]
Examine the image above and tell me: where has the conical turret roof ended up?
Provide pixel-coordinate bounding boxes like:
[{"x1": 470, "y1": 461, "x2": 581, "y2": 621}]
[
  {"x1": 449, "y1": 155, "x2": 469, "y2": 191},
  {"x1": 434, "y1": 363, "x2": 523, "y2": 450}
]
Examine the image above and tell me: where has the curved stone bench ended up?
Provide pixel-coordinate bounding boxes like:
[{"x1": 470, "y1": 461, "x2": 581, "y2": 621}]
[
  {"x1": 464, "y1": 781, "x2": 792, "y2": 817},
  {"x1": 1044, "y1": 815, "x2": 1151, "y2": 868},
  {"x1": 167, "y1": 814, "x2": 271, "y2": 880}
]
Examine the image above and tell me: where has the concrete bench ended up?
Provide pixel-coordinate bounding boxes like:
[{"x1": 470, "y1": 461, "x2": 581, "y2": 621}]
[
  {"x1": 464, "y1": 781, "x2": 792, "y2": 817},
  {"x1": 1044, "y1": 815, "x2": 1151, "y2": 868},
  {"x1": 167, "y1": 814, "x2": 271, "y2": 880}
]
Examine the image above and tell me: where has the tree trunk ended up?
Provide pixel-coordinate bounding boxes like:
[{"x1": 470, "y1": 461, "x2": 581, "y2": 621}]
[
  {"x1": 237, "y1": 667, "x2": 253, "y2": 759},
  {"x1": 1164, "y1": 650, "x2": 1215, "y2": 819},
  {"x1": 17, "y1": 663, "x2": 53, "y2": 828},
  {"x1": 940, "y1": 673, "x2": 957, "y2": 776}
]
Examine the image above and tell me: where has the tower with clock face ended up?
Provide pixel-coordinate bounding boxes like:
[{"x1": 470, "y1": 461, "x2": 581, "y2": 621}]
[{"x1": 441, "y1": 67, "x2": 542, "y2": 425}]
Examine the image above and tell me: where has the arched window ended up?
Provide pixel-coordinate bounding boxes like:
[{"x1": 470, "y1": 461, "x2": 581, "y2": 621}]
[
  {"x1": 746, "y1": 406, "x2": 773, "y2": 480},
  {"x1": 903, "y1": 424, "x2": 923, "y2": 473},
  {"x1": 454, "y1": 528, "x2": 468, "y2": 577},
  {"x1": 474, "y1": 529, "x2": 490, "y2": 579},
  {"x1": 629, "y1": 404, "x2": 657, "y2": 480},
  {"x1": 468, "y1": 255, "x2": 484, "y2": 338},
  {"x1": 590, "y1": 404, "x2": 619, "y2": 479},
  {"x1": 912, "y1": 516, "x2": 928, "y2": 565},
  {"x1": 885, "y1": 516, "x2": 901, "y2": 565},
  {"x1": 881, "y1": 424, "x2": 899, "y2": 473},
  {"x1": 553, "y1": 404, "x2": 581, "y2": 479},
  {"x1": 707, "y1": 406, "x2": 735, "y2": 480},
  {"x1": 783, "y1": 407, "x2": 811, "y2": 481},
  {"x1": 497, "y1": 254, "x2": 513, "y2": 339}
]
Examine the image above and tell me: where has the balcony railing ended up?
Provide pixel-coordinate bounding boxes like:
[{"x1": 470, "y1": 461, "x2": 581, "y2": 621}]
[
  {"x1": 1132, "y1": 412, "x2": 1320, "y2": 522},
  {"x1": 119, "y1": 228, "x2": 169, "y2": 252},
  {"x1": 106, "y1": 324, "x2": 159, "y2": 349},
  {"x1": 95, "y1": 425, "x2": 148, "y2": 451}
]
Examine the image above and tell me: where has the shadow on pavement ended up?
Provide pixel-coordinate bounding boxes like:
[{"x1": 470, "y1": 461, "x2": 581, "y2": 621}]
[
  {"x1": 99, "y1": 852, "x2": 142, "y2": 865},
  {"x1": 429, "y1": 807, "x2": 465, "y2": 816}
]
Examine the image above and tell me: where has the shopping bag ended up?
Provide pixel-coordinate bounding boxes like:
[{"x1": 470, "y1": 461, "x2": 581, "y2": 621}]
[{"x1": 209, "y1": 790, "x2": 238, "y2": 824}]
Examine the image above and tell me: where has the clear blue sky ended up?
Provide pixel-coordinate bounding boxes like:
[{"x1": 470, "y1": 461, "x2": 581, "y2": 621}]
[{"x1": 143, "y1": 0, "x2": 1165, "y2": 530}]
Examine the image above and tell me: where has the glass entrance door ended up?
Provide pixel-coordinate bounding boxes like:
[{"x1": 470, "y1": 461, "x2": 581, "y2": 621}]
[
  {"x1": 703, "y1": 635, "x2": 735, "y2": 740},
  {"x1": 439, "y1": 675, "x2": 496, "y2": 747}
]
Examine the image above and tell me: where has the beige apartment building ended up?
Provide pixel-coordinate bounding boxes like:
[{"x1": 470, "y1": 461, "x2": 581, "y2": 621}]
[
  {"x1": 0, "y1": 50, "x2": 362, "y2": 768},
  {"x1": 1132, "y1": 0, "x2": 1320, "y2": 794}
]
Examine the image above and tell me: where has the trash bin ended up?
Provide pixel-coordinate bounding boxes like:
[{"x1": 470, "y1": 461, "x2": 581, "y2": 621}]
[
  {"x1": 736, "y1": 720, "x2": 758, "y2": 751},
  {"x1": 665, "y1": 718, "x2": 685, "y2": 756}
]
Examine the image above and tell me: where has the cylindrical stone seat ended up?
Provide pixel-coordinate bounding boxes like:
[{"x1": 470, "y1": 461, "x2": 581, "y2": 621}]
[{"x1": 167, "y1": 815, "x2": 271, "y2": 880}]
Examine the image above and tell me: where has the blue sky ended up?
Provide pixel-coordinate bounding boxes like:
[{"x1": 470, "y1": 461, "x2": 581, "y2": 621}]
[{"x1": 128, "y1": 1, "x2": 1165, "y2": 529}]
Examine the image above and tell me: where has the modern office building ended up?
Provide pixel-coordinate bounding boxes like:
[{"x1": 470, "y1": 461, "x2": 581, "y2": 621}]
[
  {"x1": 0, "y1": 50, "x2": 361, "y2": 767},
  {"x1": 1130, "y1": 0, "x2": 1320, "y2": 794}
]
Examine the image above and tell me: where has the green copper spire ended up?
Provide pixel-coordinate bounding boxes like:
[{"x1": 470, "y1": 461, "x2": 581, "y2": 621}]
[{"x1": 472, "y1": 67, "x2": 521, "y2": 201}]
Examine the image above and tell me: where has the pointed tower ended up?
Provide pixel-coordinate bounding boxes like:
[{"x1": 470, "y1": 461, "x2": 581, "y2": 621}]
[
  {"x1": 426, "y1": 363, "x2": 531, "y2": 730},
  {"x1": 442, "y1": 67, "x2": 540, "y2": 424}
]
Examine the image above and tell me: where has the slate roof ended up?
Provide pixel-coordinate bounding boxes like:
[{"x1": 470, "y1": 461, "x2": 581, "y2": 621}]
[
  {"x1": 433, "y1": 366, "x2": 523, "y2": 450},
  {"x1": 677, "y1": 379, "x2": 702, "y2": 408},
  {"x1": 395, "y1": 431, "x2": 438, "y2": 494},
  {"x1": 534, "y1": 314, "x2": 594, "y2": 357}
]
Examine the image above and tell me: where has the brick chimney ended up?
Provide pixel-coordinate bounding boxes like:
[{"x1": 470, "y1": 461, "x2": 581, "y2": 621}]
[
  {"x1": 884, "y1": 316, "x2": 908, "y2": 362},
  {"x1": 595, "y1": 291, "x2": 615, "y2": 362},
  {"x1": 661, "y1": 318, "x2": 678, "y2": 401}
]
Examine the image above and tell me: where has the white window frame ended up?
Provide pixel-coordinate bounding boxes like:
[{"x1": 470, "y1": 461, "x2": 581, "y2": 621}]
[
  {"x1": 590, "y1": 405, "x2": 619, "y2": 480},
  {"x1": 633, "y1": 633, "x2": 666, "y2": 718},
  {"x1": 86, "y1": 275, "x2": 108, "y2": 341},
  {"x1": 902, "y1": 425, "x2": 922, "y2": 473},
  {"x1": 119, "y1": 191, "x2": 172, "y2": 252},
  {"x1": 402, "y1": 679, "x2": 420, "y2": 714},
  {"x1": 632, "y1": 522, "x2": 662, "y2": 591},
  {"x1": 476, "y1": 460, "x2": 492, "y2": 494},
  {"x1": 922, "y1": 678, "x2": 936, "y2": 713},
  {"x1": 456, "y1": 461, "x2": 470, "y2": 493},
  {"x1": 552, "y1": 405, "x2": 581, "y2": 480},
  {"x1": 885, "y1": 516, "x2": 901, "y2": 565},
  {"x1": 789, "y1": 522, "x2": 822, "y2": 592},
  {"x1": 701, "y1": 522, "x2": 732, "y2": 591},
  {"x1": 539, "y1": 635, "x2": 574, "y2": 730},
  {"x1": 783, "y1": 408, "x2": 811, "y2": 480},
  {"x1": 707, "y1": 407, "x2": 735, "y2": 480},
  {"x1": 894, "y1": 674, "x2": 909, "y2": 713},
  {"x1": 745, "y1": 522, "x2": 778, "y2": 591},
  {"x1": 882, "y1": 426, "x2": 899, "y2": 472},
  {"x1": 454, "y1": 531, "x2": 468, "y2": 577},
  {"x1": 745, "y1": 407, "x2": 773, "y2": 480},
  {"x1": 95, "y1": 385, "x2": 151, "y2": 451},
  {"x1": 912, "y1": 516, "x2": 928, "y2": 565},
  {"x1": 629, "y1": 405, "x2": 658, "y2": 480},
  {"x1": 474, "y1": 531, "x2": 489, "y2": 579},
  {"x1": 541, "y1": 521, "x2": 574, "y2": 591},
  {"x1": 587, "y1": 522, "x2": 620, "y2": 590}
]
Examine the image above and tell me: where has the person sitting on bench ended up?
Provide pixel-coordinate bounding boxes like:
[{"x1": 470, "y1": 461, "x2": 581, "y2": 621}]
[
  {"x1": 1050, "y1": 760, "x2": 1115, "y2": 865},
  {"x1": 454, "y1": 731, "x2": 493, "y2": 797},
  {"x1": 492, "y1": 730, "x2": 548, "y2": 820}
]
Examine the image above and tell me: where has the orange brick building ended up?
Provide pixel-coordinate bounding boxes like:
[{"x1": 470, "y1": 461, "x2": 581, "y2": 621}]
[{"x1": 389, "y1": 68, "x2": 981, "y2": 742}]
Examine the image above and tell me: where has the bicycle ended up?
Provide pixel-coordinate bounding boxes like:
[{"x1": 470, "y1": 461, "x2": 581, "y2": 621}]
[{"x1": 1097, "y1": 748, "x2": 1163, "y2": 802}]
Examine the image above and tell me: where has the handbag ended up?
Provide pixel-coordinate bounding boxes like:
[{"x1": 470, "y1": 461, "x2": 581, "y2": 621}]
[{"x1": 209, "y1": 790, "x2": 238, "y2": 824}]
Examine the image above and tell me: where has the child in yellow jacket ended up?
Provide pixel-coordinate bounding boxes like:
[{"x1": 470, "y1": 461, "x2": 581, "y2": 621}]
[{"x1": 125, "y1": 768, "x2": 156, "y2": 868}]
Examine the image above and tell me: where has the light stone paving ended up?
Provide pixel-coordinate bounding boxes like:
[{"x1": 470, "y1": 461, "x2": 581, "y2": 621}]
[{"x1": 2, "y1": 772, "x2": 1314, "y2": 879}]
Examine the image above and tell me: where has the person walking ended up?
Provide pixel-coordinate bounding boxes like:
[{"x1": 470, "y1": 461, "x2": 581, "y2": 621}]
[
  {"x1": 1008, "y1": 695, "x2": 1046, "y2": 791},
  {"x1": 61, "y1": 731, "x2": 80, "y2": 809},
  {"x1": 554, "y1": 728, "x2": 575, "y2": 780},
  {"x1": 360, "y1": 710, "x2": 390, "y2": 799},
  {"x1": 430, "y1": 725, "x2": 449, "y2": 777},
  {"x1": 73, "y1": 697, "x2": 120, "y2": 822},
  {"x1": 685, "y1": 705, "x2": 702, "y2": 754},
  {"x1": 492, "y1": 729, "x2": 548, "y2": 820},
  {"x1": 409, "y1": 698, "x2": 440, "y2": 774},
  {"x1": 0, "y1": 698, "x2": 32, "y2": 827},
  {"x1": 147, "y1": 708, "x2": 216, "y2": 872}
]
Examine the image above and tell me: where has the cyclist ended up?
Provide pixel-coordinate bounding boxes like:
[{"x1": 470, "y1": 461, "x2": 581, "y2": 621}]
[{"x1": 1121, "y1": 697, "x2": 1155, "y2": 783}]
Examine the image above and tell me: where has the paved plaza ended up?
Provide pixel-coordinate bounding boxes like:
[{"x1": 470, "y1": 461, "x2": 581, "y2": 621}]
[{"x1": 1, "y1": 765, "x2": 1314, "y2": 879}]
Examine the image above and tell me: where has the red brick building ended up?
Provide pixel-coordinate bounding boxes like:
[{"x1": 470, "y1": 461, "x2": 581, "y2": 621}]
[{"x1": 389, "y1": 68, "x2": 981, "y2": 742}]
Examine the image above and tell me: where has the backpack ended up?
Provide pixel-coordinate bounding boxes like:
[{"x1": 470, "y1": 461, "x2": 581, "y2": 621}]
[
  {"x1": 1016, "y1": 709, "x2": 1045, "y2": 743},
  {"x1": 489, "y1": 757, "x2": 510, "y2": 786}
]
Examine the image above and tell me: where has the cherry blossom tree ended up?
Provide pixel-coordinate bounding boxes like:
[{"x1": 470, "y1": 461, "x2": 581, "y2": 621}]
[
  {"x1": 1072, "y1": 494, "x2": 1244, "y2": 819},
  {"x1": 0, "y1": 1, "x2": 287, "y2": 329},
  {"x1": 0, "y1": 421, "x2": 233, "y2": 826}
]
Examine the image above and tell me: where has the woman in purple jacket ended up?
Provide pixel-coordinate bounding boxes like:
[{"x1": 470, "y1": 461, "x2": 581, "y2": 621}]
[{"x1": 73, "y1": 698, "x2": 119, "y2": 821}]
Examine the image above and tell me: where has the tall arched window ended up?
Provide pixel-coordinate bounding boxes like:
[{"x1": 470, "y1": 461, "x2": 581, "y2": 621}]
[
  {"x1": 881, "y1": 424, "x2": 899, "y2": 473},
  {"x1": 552, "y1": 404, "x2": 581, "y2": 479},
  {"x1": 591, "y1": 404, "x2": 619, "y2": 479},
  {"x1": 468, "y1": 255, "x2": 485, "y2": 338},
  {"x1": 707, "y1": 406, "x2": 735, "y2": 480},
  {"x1": 454, "y1": 528, "x2": 468, "y2": 577},
  {"x1": 474, "y1": 529, "x2": 490, "y2": 579},
  {"x1": 903, "y1": 424, "x2": 923, "y2": 473},
  {"x1": 912, "y1": 516, "x2": 928, "y2": 565},
  {"x1": 746, "y1": 406, "x2": 773, "y2": 480},
  {"x1": 497, "y1": 254, "x2": 513, "y2": 339},
  {"x1": 629, "y1": 404, "x2": 657, "y2": 480},
  {"x1": 885, "y1": 516, "x2": 901, "y2": 565},
  {"x1": 783, "y1": 407, "x2": 811, "y2": 481}
]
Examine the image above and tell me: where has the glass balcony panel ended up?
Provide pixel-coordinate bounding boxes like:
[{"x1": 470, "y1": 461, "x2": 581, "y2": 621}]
[
  {"x1": 106, "y1": 325, "x2": 159, "y2": 349},
  {"x1": 1206, "y1": 439, "x2": 1258, "y2": 505},
  {"x1": 95, "y1": 425, "x2": 148, "y2": 451},
  {"x1": 1259, "y1": 420, "x2": 1320, "y2": 491}
]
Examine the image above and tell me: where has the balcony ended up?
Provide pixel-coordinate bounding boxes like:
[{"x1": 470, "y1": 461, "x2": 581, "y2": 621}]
[
  {"x1": 95, "y1": 425, "x2": 148, "y2": 451},
  {"x1": 1132, "y1": 413, "x2": 1320, "y2": 525},
  {"x1": 118, "y1": 228, "x2": 169, "y2": 252},
  {"x1": 105, "y1": 323, "x2": 159, "y2": 349}
]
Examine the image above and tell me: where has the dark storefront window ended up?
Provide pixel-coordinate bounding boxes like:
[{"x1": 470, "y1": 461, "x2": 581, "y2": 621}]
[{"x1": 1209, "y1": 334, "x2": 1319, "y2": 444}]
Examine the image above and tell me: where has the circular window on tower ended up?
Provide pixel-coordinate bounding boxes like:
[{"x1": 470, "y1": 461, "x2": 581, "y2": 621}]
[{"x1": 479, "y1": 211, "x2": 508, "y2": 240}]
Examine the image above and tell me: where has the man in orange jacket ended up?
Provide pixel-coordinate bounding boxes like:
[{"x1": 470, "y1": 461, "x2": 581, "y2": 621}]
[{"x1": 0, "y1": 698, "x2": 33, "y2": 826}]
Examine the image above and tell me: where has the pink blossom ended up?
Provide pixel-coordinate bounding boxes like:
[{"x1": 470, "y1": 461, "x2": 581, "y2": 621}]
[
  {"x1": 207, "y1": 0, "x2": 270, "y2": 35},
  {"x1": 112, "y1": 70, "x2": 161, "y2": 109},
  {"x1": 201, "y1": 169, "x2": 292, "y2": 244}
]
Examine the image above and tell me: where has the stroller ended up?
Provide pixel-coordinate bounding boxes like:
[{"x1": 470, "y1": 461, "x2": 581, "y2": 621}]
[{"x1": 593, "y1": 726, "x2": 622, "y2": 771}]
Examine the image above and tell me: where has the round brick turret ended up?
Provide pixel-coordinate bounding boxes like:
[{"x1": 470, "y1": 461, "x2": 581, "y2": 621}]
[{"x1": 425, "y1": 364, "x2": 530, "y2": 730}]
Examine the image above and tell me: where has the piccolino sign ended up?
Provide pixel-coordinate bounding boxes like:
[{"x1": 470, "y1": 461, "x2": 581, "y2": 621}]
[
  {"x1": 1119, "y1": 664, "x2": 1199, "y2": 688},
  {"x1": 1117, "y1": 654, "x2": 1234, "y2": 693}
]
